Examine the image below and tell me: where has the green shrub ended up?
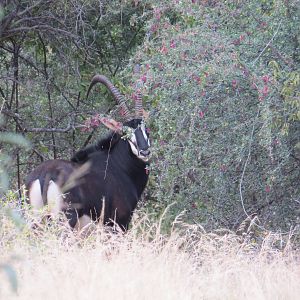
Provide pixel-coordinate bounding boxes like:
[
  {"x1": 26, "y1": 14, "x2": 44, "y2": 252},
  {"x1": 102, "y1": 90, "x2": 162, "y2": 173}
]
[{"x1": 124, "y1": 0, "x2": 300, "y2": 230}]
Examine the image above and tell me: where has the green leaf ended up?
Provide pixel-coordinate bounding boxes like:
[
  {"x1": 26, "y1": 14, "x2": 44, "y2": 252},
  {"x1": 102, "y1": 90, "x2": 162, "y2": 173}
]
[
  {"x1": 0, "y1": 264, "x2": 18, "y2": 293},
  {"x1": 0, "y1": 170, "x2": 9, "y2": 193},
  {"x1": 0, "y1": 133, "x2": 31, "y2": 149},
  {"x1": 4, "y1": 207, "x2": 26, "y2": 229},
  {"x1": 0, "y1": 5, "x2": 4, "y2": 21}
]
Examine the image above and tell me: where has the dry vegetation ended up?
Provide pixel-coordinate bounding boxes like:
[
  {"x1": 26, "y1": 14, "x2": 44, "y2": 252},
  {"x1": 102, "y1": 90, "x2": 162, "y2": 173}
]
[{"x1": 1, "y1": 202, "x2": 300, "y2": 300}]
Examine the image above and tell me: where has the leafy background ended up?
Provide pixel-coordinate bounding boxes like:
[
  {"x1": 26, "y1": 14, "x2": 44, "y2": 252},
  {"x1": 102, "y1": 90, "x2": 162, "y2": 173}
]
[{"x1": 0, "y1": 0, "x2": 299, "y2": 232}]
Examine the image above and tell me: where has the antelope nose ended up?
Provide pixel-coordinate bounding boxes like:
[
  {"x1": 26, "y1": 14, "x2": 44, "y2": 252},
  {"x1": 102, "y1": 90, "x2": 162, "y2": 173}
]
[{"x1": 140, "y1": 149, "x2": 150, "y2": 157}]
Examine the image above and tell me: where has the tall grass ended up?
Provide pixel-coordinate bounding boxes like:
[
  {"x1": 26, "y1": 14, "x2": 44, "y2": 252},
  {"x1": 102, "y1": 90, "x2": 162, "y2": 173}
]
[{"x1": 1, "y1": 201, "x2": 300, "y2": 300}]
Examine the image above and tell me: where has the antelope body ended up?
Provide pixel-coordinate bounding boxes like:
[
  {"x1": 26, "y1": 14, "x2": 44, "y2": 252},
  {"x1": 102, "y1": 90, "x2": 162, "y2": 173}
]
[{"x1": 26, "y1": 75, "x2": 151, "y2": 230}]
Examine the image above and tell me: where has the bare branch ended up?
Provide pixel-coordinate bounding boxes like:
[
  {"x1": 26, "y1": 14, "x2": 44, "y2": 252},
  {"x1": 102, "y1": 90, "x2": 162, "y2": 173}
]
[
  {"x1": 252, "y1": 19, "x2": 283, "y2": 66},
  {"x1": 1, "y1": 109, "x2": 22, "y2": 120},
  {"x1": 24, "y1": 124, "x2": 76, "y2": 133},
  {"x1": 1, "y1": 25, "x2": 77, "y2": 40},
  {"x1": 15, "y1": 1, "x2": 45, "y2": 19},
  {"x1": 239, "y1": 109, "x2": 260, "y2": 220}
]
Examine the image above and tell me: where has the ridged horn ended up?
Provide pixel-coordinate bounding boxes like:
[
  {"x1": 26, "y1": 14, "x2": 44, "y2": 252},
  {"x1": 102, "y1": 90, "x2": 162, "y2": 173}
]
[
  {"x1": 134, "y1": 82, "x2": 144, "y2": 118},
  {"x1": 133, "y1": 64, "x2": 144, "y2": 118},
  {"x1": 87, "y1": 75, "x2": 131, "y2": 120}
]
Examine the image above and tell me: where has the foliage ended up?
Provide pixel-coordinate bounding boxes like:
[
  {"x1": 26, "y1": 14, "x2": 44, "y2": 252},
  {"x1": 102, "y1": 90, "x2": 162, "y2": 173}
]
[
  {"x1": 123, "y1": 0, "x2": 300, "y2": 230},
  {"x1": 0, "y1": 126, "x2": 31, "y2": 196},
  {"x1": 0, "y1": 0, "x2": 151, "y2": 185},
  {"x1": 0, "y1": 191, "x2": 27, "y2": 293},
  {"x1": 0, "y1": 0, "x2": 299, "y2": 232}
]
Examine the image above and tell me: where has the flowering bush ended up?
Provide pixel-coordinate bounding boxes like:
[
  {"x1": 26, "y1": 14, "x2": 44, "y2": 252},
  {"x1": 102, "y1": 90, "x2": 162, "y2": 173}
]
[
  {"x1": 124, "y1": 0, "x2": 300, "y2": 230},
  {"x1": 1, "y1": 0, "x2": 298, "y2": 232}
]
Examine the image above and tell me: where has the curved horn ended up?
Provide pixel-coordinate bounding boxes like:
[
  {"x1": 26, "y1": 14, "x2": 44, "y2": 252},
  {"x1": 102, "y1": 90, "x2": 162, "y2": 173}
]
[
  {"x1": 134, "y1": 84, "x2": 144, "y2": 118},
  {"x1": 87, "y1": 75, "x2": 131, "y2": 120},
  {"x1": 133, "y1": 65, "x2": 144, "y2": 118}
]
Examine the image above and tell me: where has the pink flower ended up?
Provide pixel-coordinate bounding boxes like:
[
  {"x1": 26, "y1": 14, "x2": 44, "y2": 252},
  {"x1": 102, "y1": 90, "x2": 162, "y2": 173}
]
[
  {"x1": 192, "y1": 74, "x2": 201, "y2": 84},
  {"x1": 154, "y1": 8, "x2": 161, "y2": 20},
  {"x1": 243, "y1": 68, "x2": 250, "y2": 76},
  {"x1": 90, "y1": 114, "x2": 102, "y2": 128},
  {"x1": 220, "y1": 164, "x2": 226, "y2": 172},
  {"x1": 260, "y1": 22, "x2": 267, "y2": 28},
  {"x1": 232, "y1": 79, "x2": 238, "y2": 89},
  {"x1": 160, "y1": 44, "x2": 168, "y2": 54},
  {"x1": 180, "y1": 52, "x2": 187, "y2": 60},
  {"x1": 153, "y1": 83, "x2": 161, "y2": 89},
  {"x1": 262, "y1": 75, "x2": 270, "y2": 83},
  {"x1": 262, "y1": 85, "x2": 269, "y2": 96},
  {"x1": 91, "y1": 119, "x2": 100, "y2": 127},
  {"x1": 164, "y1": 22, "x2": 170, "y2": 29},
  {"x1": 265, "y1": 185, "x2": 271, "y2": 193},
  {"x1": 232, "y1": 35, "x2": 245, "y2": 45},
  {"x1": 81, "y1": 126, "x2": 89, "y2": 133},
  {"x1": 233, "y1": 39, "x2": 240, "y2": 45},
  {"x1": 170, "y1": 40, "x2": 176, "y2": 48},
  {"x1": 199, "y1": 111, "x2": 205, "y2": 118},
  {"x1": 191, "y1": 202, "x2": 197, "y2": 209},
  {"x1": 150, "y1": 24, "x2": 159, "y2": 33},
  {"x1": 141, "y1": 74, "x2": 147, "y2": 83}
]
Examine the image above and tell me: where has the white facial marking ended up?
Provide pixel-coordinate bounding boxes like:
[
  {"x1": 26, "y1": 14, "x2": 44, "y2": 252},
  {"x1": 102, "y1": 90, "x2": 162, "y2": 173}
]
[
  {"x1": 128, "y1": 133, "x2": 139, "y2": 157},
  {"x1": 141, "y1": 124, "x2": 147, "y2": 140},
  {"x1": 47, "y1": 180, "x2": 64, "y2": 216},
  {"x1": 141, "y1": 124, "x2": 150, "y2": 147},
  {"x1": 127, "y1": 123, "x2": 150, "y2": 161},
  {"x1": 29, "y1": 179, "x2": 43, "y2": 210}
]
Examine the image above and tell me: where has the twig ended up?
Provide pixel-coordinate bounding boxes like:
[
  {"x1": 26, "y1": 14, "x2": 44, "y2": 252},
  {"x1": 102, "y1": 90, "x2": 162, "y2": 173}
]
[
  {"x1": 104, "y1": 132, "x2": 116, "y2": 180},
  {"x1": 0, "y1": 99, "x2": 6, "y2": 113},
  {"x1": 2, "y1": 25, "x2": 77, "y2": 39},
  {"x1": 24, "y1": 123, "x2": 78, "y2": 133},
  {"x1": 252, "y1": 19, "x2": 282, "y2": 65},
  {"x1": 239, "y1": 108, "x2": 260, "y2": 218},
  {"x1": 24, "y1": 126, "x2": 73, "y2": 133},
  {"x1": 0, "y1": 109, "x2": 22, "y2": 120},
  {"x1": 113, "y1": 24, "x2": 144, "y2": 76},
  {"x1": 82, "y1": 128, "x2": 96, "y2": 148}
]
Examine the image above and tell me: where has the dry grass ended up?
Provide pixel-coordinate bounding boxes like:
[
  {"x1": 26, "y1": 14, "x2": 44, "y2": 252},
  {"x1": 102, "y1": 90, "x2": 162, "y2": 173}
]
[{"x1": 1, "y1": 205, "x2": 300, "y2": 300}]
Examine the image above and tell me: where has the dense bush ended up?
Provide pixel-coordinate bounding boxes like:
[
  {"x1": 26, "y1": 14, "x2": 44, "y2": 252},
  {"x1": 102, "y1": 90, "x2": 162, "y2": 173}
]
[
  {"x1": 0, "y1": 0, "x2": 150, "y2": 188},
  {"x1": 124, "y1": 0, "x2": 300, "y2": 230},
  {"x1": 0, "y1": 0, "x2": 299, "y2": 231}
]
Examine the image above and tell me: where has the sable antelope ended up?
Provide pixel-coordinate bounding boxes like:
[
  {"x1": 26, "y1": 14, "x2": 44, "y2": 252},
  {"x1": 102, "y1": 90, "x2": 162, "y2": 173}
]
[{"x1": 25, "y1": 75, "x2": 151, "y2": 230}]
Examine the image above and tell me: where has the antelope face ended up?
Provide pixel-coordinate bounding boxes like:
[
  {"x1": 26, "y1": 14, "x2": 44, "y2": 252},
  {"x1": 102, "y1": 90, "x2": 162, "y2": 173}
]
[{"x1": 124, "y1": 119, "x2": 151, "y2": 162}]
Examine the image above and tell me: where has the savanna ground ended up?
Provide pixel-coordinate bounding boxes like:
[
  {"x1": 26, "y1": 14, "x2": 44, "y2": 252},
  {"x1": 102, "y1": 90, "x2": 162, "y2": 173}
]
[
  {"x1": 1, "y1": 1, "x2": 300, "y2": 299},
  {"x1": 1, "y1": 199, "x2": 300, "y2": 300}
]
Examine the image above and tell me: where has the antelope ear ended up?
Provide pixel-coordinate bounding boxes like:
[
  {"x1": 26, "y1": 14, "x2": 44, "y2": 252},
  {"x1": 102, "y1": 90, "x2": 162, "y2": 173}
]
[
  {"x1": 142, "y1": 109, "x2": 149, "y2": 121},
  {"x1": 100, "y1": 117, "x2": 123, "y2": 133}
]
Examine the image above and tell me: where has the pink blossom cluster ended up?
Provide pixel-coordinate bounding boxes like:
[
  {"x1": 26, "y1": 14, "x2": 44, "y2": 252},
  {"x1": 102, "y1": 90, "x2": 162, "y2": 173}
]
[{"x1": 82, "y1": 114, "x2": 102, "y2": 132}]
